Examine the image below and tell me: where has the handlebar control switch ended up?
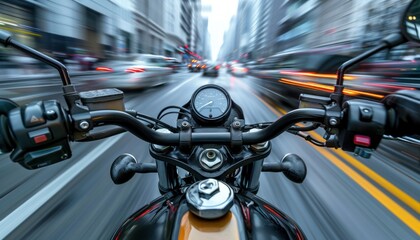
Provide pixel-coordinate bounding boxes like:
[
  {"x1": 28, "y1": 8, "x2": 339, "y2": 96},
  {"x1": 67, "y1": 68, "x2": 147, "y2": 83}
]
[
  {"x1": 23, "y1": 102, "x2": 46, "y2": 128},
  {"x1": 7, "y1": 100, "x2": 71, "y2": 169},
  {"x1": 339, "y1": 100, "x2": 387, "y2": 152}
]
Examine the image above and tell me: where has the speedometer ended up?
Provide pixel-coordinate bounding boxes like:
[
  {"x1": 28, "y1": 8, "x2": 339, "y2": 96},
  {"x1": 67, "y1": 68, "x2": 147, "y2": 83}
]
[{"x1": 191, "y1": 84, "x2": 232, "y2": 123}]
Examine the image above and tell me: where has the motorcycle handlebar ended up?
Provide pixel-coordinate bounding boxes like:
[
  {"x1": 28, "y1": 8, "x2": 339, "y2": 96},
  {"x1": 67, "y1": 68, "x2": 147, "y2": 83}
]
[{"x1": 89, "y1": 108, "x2": 326, "y2": 145}]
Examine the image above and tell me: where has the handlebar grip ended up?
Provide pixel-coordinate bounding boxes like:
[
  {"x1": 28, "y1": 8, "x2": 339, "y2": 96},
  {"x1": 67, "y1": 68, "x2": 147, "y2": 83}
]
[
  {"x1": 382, "y1": 90, "x2": 420, "y2": 137},
  {"x1": 0, "y1": 115, "x2": 15, "y2": 153},
  {"x1": 0, "y1": 99, "x2": 19, "y2": 154}
]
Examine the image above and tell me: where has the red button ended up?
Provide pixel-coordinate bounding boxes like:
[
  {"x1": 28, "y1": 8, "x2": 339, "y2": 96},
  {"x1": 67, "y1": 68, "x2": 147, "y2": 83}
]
[
  {"x1": 353, "y1": 135, "x2": 371, "y2": 147},
  {"x1": 34, "y1": 135, "x2": 48, "y2": 144}
]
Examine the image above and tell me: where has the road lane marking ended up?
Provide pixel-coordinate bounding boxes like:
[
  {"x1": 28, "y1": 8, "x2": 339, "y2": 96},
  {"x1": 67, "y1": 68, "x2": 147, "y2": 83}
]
[
  {"x1": 241, "y1": 84, "x2": 420, "y2": 234},
  {"x1": 0, "y1": 134, "x2": 125, "y2": 239},
  {"x1": 314, "y1": 147, "x2": 420, "y2": 235},
  {"x1": 308, "y1": 132, "x2": 420, "y2": 215},
  {"x1": 164, "y1": 73, "x2": 201, "y2": 96}
]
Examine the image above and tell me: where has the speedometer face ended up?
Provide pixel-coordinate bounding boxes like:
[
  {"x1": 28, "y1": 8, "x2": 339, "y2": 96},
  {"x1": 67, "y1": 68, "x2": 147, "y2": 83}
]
[{"x1": 192, "y1": 85, "x2": 231, "y2": 122}]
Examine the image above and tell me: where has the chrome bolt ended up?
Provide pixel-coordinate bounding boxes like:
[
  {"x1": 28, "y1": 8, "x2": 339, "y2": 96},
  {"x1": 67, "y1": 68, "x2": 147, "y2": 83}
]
[
  {"x1": 206, "y1": 150, "x2": 216, "y2": 159},
  {"x1": 200, "y1": 149, "x2": 223, "y2": 170},
  {"x1": 233, "y1": 121, "x2": 241, "y2": 128},
  {"x1": 198, "y1": 179, "x2": 219, "y2": 196},
  {"x1": 329, "y1": 118, "x2": 338, "y2": 126},
  {"x1": 181, "y1": 121, "x2": 190, "y2": 129},
  {"x1": 61, "y1": 153, "x2": 68, "y2": 159},
  {"x1": 79, "y1": 121, "x2": 90, "y2": 130}
]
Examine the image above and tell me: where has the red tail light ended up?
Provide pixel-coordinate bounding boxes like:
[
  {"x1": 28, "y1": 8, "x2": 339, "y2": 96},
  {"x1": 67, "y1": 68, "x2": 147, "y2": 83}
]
[
  {"x1": 96, "y1": 66, "x2": 113, "y2": 72},
  {"x1": 125, "y1": 67, "x2": 145, "y2": 73},
  {"x1": 244, "y1": 68, "x2": 248, "y2": 73},
  {"x1": 215, "y1": 65, "x2": 220, "y2": 70}
]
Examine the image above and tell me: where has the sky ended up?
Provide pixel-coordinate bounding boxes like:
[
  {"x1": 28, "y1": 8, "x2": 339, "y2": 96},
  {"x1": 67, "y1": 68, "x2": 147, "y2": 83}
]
[{"x1": 202, "y1": 0, "x2": 239, "y2": 61}]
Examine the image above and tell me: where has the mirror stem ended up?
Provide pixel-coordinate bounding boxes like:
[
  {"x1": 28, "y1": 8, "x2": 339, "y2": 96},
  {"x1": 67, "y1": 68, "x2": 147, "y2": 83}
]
[
  {"x1": 4, "y1": 38, "x2": 72, "y2": 86},
  {"x1": 334, "y1": 33, "x2": 407, "y2": 95}
]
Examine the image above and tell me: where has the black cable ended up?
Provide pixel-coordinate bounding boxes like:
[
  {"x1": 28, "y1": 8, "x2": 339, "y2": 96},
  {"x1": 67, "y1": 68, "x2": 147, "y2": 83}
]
[
  {"x1": 295, "y1": 131, "x2": 325, "y2": 146},
  {"x1": 289, "y1": 123, "x2": 321, "y2": 132},
  {"x1": 157, "y1": 105, "x2": 191, "y2": 119},
  {"x1": 158, "y1": 111, "x2": 191, "y2": 120},
  {"x1": 135, "y1": 113, "x2": 178, "y2": 132}
]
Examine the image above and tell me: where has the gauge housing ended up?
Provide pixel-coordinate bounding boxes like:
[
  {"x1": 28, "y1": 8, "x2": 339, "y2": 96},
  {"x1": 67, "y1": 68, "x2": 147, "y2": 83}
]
[{"x1": 191, "y1": 84, "x2": 232, "y2": 125}]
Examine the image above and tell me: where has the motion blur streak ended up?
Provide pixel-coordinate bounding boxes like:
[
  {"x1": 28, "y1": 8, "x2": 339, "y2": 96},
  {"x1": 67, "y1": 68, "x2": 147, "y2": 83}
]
[
  {"x1": 0, "y1": 135, "x2": 125, "y2": 239},
  {"x1": 279, "y1": 78, "x2": 385, "y2": 99},
  {"x1": 253, "y1": 94, "x2": 419, "y2": 235},
  {"x1": 279, "y1": 71, "x2": 356, "y2": 80},
  {"x1": 363, "y1": 82, "x2": 416, "y2": 91},
  {"x1": 314, "y1": 147, "x2": 420, "y2": 235}
]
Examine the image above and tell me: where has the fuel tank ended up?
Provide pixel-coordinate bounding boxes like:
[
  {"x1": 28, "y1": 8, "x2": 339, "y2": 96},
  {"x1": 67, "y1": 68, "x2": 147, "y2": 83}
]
[{"x1": 112, "y1": 190, "x2": 306, "y2": 240}]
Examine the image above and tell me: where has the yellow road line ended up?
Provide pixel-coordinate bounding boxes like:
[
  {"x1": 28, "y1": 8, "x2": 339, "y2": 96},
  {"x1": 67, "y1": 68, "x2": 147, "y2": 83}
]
[
  {"x1": 247, "y1": 89, "x2": 420, "y2": 234},
  {"x1": 309, "y1": 133, "x2": 420, "y2": 215},
  {"x1": 315, "y1": 147, "x2": 420, "y2": 235}
]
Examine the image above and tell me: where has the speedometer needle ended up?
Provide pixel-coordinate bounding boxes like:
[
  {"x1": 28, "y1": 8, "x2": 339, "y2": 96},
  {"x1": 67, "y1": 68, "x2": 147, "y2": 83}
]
[{"x1": 198, "y1": 101, "x2": 213, "y2": 110}]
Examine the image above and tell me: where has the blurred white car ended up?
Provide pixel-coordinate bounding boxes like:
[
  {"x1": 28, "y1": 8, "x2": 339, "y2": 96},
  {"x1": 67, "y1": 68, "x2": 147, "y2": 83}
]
[
  {"x1": 231, "y1": 63, "x2": 248, "y2": 77},
  {"x1": 95, "y1": 54, "x2": 173, "y2": 89}
]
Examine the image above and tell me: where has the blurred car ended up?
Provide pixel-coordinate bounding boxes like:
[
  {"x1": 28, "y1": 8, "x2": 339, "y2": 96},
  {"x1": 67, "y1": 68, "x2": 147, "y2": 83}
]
[
  {"x1": 94, "y1": 54, "x2": 173, "y2": 89},
  {"x1": 188, "y1": 59, "x2": 202, "y2": 72},
  {"x1": 66, "y1": 47, "x2": 98, "y2": 70},
  {"x1": 248, "y1": 50, "x2": 353, "y2": 106},
  {"x1": 202, "y1": 63, "x2": 220, "y2": 77},
  {"x1": 230, "y1": 63, "x2": 248, "y2": 77},
  {"x1": 163, "y1": 57, "x2": 183, "y2": 72},
  {"x1": 226, "y1": 61, "x2": 236, "y2": 73}
]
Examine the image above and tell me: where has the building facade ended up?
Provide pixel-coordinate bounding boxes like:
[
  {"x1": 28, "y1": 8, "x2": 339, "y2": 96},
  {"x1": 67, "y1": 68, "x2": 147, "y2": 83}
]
[
  {"x1": 163, "y1": 0, "x2": 186, "y2": 58},
  {"x1": 219, "y1": 0, "x2": 411, "y2": 61},
  {"x1": 0, "y1": 0, "x2": 137, "y2": 57}
]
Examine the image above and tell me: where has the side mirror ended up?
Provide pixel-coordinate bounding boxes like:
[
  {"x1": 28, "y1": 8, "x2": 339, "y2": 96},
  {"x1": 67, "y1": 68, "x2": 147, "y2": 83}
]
[{"x1": 401, "y1": 0, "x2": 420, "y2": 42}]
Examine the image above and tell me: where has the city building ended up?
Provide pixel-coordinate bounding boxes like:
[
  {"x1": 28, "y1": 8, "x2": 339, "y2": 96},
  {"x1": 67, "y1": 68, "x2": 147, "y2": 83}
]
[
  {"x1": 1, "y1": 0, "x2": 137, "y2": 58},
  {"x1": 135, "y1": 0, "x2": 165, "y2": 55},
  {"x1": 200, "y1": 17, "x2": 211, "y2": 59},
  {"x1": 181, "y1": 0, "x2": 193, "y2": 50},
  {"x1": 217, "y1": 16, "x2": 237, "y2": 61},
  {"x1": 163, "y1": 0, "x2": 187, "y2": 59}
]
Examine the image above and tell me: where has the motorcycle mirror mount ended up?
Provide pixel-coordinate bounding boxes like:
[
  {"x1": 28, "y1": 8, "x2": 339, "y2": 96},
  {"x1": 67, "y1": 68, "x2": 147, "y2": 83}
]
[{"x1": 331, "y1": 33, "x2": 407, "y2": 108}]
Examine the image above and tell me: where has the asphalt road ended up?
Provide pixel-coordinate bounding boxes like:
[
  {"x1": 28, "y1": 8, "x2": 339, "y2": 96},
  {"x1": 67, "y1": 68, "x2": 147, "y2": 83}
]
[{"x1": 0, "y1": 68, "x2": 419, "y2": 239}]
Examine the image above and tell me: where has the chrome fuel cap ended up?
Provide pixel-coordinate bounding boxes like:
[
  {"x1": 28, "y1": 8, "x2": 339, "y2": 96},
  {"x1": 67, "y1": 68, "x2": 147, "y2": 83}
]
[{"x1": 186, "y1": 179, "x2": 234, "y2": 219}]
